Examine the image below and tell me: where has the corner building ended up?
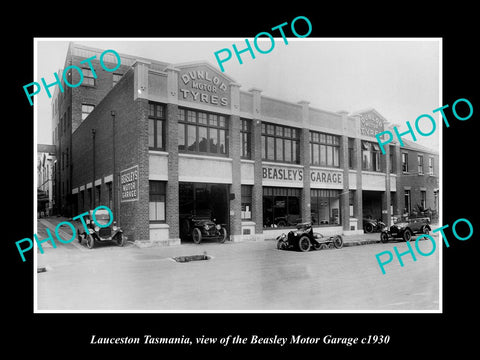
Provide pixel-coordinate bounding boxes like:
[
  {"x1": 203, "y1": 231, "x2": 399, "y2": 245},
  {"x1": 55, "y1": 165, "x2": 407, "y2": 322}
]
[{"x1": 57, "y1": 43, "x2": 439, "y2": 245}]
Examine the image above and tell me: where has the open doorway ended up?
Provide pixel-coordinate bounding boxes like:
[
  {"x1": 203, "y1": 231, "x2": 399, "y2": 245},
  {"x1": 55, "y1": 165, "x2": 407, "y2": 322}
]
[{"x1": 179, "y1": 182, "x2": 229, "y2": 242}]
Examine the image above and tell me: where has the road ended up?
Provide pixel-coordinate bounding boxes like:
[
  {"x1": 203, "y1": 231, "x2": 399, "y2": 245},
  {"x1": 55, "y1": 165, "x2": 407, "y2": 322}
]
[{"x1": 35, "y1": 220, "x2": 439, "y2": 311}]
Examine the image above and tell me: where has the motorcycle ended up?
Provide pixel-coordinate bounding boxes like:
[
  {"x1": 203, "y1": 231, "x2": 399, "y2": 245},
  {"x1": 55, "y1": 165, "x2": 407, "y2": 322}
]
[{"x1": 276, "y1": 222, "x2": 343, "y2": 252}]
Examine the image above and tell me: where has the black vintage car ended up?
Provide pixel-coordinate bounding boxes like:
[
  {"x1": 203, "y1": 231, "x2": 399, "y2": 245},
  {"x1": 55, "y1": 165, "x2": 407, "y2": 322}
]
[
  {"x1": 180, "y1": 213, "x2": 228, "y2": 244},
  {"x1": 77, "y1": 209, "x2": 126, "y2": 249},
  {"x1": 380, "y1": 217, "x2": 431, "y2": 242},
  {"x1": 276, "y1": 222, "x2": 343, "y2": 252}
]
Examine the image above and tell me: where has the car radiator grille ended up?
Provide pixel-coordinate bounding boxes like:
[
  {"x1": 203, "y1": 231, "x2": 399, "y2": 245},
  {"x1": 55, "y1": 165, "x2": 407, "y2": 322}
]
[{"x1": 99, "y1": 228, "x2": 112, "y2": 237}]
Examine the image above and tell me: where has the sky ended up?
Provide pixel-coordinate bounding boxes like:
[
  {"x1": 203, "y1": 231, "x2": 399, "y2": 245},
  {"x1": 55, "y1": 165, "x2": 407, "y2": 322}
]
[{"x1": 35, "y1": 38, "x2": 440, "y2": 151}]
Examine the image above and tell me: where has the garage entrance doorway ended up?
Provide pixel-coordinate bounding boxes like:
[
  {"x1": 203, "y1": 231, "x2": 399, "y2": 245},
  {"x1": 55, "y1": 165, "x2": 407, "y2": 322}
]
[{"x1": 179, "y1": 182, "x2": 229, "y2": 242}]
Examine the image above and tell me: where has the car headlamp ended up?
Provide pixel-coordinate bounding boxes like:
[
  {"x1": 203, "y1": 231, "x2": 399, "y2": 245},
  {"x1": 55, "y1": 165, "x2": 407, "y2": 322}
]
[
  {"x1": 216, "y1": 224, "x2": 221, "y2": 230},
  {"x1": 113, "y1": 226, "x2": 118, "y2": 231},
  {"x1": 204, "y1": 224, "x2": 210, "y2": 230},
  {"x1": 94, "y1": 226, "x2": 100, "y2": 232},
  {"x1": 88, "y1": 228, "x2": 94, "y2": 234}
]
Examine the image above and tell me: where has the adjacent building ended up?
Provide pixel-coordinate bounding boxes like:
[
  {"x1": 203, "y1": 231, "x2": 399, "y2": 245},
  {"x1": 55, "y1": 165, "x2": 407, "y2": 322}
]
[{"x1": 51, "y1": 42, "x2": 439, "y2": 245}]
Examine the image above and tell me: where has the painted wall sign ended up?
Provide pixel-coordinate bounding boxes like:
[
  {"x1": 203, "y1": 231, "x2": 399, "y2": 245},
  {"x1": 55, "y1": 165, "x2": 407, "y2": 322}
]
[
  {"x1": 120, "y1": 165, "x2": 139, "y2": 202},
  {"x1": 262, "y1": 165, "x2": 342, "y2": 186},
  {"x1": 262, "y1": 166, "x2": 303, "y2": 182},
  {"x1": 360, "y1": 112, "x2": 384, "y2": 137},
  {"x1": 310, "y1": 169, "x2": 342, "y2": 185},
  {"x1": 178, "y1": 66, "x2": 230, "y2": 107}
]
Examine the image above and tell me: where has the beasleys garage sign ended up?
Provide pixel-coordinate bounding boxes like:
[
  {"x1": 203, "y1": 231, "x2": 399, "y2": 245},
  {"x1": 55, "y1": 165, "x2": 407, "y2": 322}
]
[
  {"x1": 120, "y1": 165, "x2": 139, "y2": 202},
  {"x1": 262, "y1": 165, "x2": 342, "y2": 185},
  {"x1": 179, "y1": 65, "x2": 230, "y2": 107}
]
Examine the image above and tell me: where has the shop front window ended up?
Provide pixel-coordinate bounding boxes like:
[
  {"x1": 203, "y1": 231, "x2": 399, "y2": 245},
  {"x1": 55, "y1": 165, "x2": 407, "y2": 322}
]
[
  {"x1": 149, "y1": 181, "x2": 166, "y2": 222},
  {"x1": 310, "y1": 189, "x2": 341, "y2": 226},
  {"x1": 263, "y1": 187, "x2": 301, "y2": 228},
  {"x1": 241, "y1": 185, "x2": 252, "y2": 220}
]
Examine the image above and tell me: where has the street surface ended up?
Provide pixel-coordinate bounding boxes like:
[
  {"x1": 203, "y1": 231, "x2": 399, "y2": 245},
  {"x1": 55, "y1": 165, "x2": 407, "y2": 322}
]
[{"x1": 36, "y1": 218, "x2": 439, "y2": 311}]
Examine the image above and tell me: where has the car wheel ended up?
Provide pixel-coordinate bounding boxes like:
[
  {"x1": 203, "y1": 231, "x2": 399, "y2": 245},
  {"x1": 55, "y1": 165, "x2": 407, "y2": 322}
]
[
  {"x1": 333, "y1": 235, "x2": 343, "y2": 249},
  {"x1": 277, "y1": 239, "x2": 287, "y2": 250},
  {"x1": 276, "y1": 220, "x2": 287, "y2": 227},
  {"x1": 364, "y1": 223, "x2": 373, "y2": 233},
  {"x1": 422, "y1": 226, "x2": 430, "y2": 235},
  {"x1": 192, "y1": 228, "x2": 202, "y2": 244},
  {"x1": 86, "y1": 234, "x2": 95, "y2": 249},
  {"x1": 380, "y1": 232, "x2": 389, "y2": 243},
  {"x1": 298, "y1": 236, "x2": 311, "y2": 252},
  {"x1": 116, "y1": 233, "x2": 126, "y2": 247},
  {"x1": 403, "y1": 229, "x2": 412, "y2": 242},
  {"x1": 219, "y1": 227, "x2": 228, "y2": 243}
]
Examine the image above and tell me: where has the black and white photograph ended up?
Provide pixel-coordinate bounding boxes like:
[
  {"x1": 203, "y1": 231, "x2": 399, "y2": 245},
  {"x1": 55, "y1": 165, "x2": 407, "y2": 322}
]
[
  {"x1": 8, "y1": 8, "x2": 478, "y2": 356},
  {"x1": 33, "y1": 38, "x2": 441, "y2": 312}
]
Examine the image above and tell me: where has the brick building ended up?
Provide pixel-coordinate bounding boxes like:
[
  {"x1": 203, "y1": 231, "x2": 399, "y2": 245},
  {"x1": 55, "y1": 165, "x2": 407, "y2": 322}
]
[{"x1": 52, "y1": 42, "x2": 439, "y2": 245}]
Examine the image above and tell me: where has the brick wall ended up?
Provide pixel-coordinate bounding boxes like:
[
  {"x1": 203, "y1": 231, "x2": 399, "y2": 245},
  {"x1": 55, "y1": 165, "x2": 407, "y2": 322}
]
[{"x1": 72, "y1": 68, "x2": 150, "y2": 241}]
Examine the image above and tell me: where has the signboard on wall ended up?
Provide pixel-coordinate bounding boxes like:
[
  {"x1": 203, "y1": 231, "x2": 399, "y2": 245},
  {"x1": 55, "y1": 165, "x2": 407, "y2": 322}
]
[
  {"x1": 262, "y1": 165, "x2": 343, "y2": 187},
  {"x1": 178, "y1": 65, "x2": 230, "y2": 107},
  {"x1": 120, "y1": 165, "x2": 139, "y2": 202},
  {"x1": 359, "y1": 111, "x2": 384, "y2": 137}
]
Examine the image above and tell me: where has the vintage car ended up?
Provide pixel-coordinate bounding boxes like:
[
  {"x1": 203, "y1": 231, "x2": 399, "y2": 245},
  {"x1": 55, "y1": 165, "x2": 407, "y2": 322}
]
[
  {"x1": 180, "y1": 213, "x2": 228, "y2": 244},
  {"x1": 77, "y1": 209, "x2": 126, "y2": 249},
  {"x1": 380, "y1": 217, "x2": 431, "y2": 242},
  {"x1": 276, "y1": 222, "x2": 343, "y2": 252},
  {"x1": 363, "y1": 217, "x2": 386, "y2": 233}
]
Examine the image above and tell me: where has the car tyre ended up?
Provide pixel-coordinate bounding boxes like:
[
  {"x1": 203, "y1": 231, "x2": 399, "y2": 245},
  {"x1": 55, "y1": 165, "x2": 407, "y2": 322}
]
[
  {"x1": 333, "y1": 235, "x2": 343, "y2": 249},
  {"x1": 364, "y1": 223, "x2": 373, "y2": 233},
  {"x1": 116, "y1": 233, "x2": 126, "y2": 247},
  {"x1": 380, "y1": 232, "x2": 389, "y2": 243},
  {"x1": 219, "y1": 227, "x2": 228, "y2": 243},
  {"x1": 422, "y1": 226, "x2": 430, "y2": 235},
  {"x1": 192, "y1": 228, "x2": 202, "y2": 244},
  {"x1": 298, "y1": 236, "x2": 311, "y2": 252},
  {"x1": 276, "y1": 220, "x2": 287, "y2": 227},
  {"x1": 277, "y1": 239, "x2": 287, "y2": 250},
  {"x1": 403, "y1": 229, "x2": 412, "y2": 242},
  {"x1": 86, "y1": 234, "x2": 95, "y2": 249}
]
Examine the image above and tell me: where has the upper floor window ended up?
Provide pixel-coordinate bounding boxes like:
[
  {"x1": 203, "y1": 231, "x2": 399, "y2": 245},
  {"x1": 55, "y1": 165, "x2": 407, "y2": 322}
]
[
  {"x1": 240, "y1": 118, "x2": 251, "y2": 159},
  {"x1": 402, "y1": 153, "x2": 409, "y2": 173},
  {"x1": 82, "y1": 104, "x2": 95, "y2": 121},
  {"x1": 428, "y1": 156, "x2": 434, "y2": 175},
  {"x1": 418, "y1": 155, "x2": 424, "y2": 175},
  {"x1": 310, "y1": 131, "x2": 340, "y2": 167},
  {"x1": 178, "y1": 108, "x2": 228, "y2": 156},
  {"x1": 82, "y1": 68, "x2": 95, "y2": 86},
  {"x1": 148, "y1": 102, "x2": 166, "y2": 150},
  {"x1": 362, "y1": 141, "x2": 381, "y2": 172},
  {"x1": 112, "y1": 73, "x2": 123, "y2": 87},
  {"x1": 261, "y1": 123, "x2": 300, "y2": 164}
]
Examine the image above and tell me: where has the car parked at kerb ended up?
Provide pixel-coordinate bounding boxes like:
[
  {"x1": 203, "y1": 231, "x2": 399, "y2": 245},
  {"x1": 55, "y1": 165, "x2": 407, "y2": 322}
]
[
  {"x1": 77, "y1": 208, "x2": 126, "y2": 249},
  {"x1": 276, "y1": 222, "x2": 343, "y2": 252},
  {"x1": 380, "y1": 217, "x2": 431, "y2": 242}
]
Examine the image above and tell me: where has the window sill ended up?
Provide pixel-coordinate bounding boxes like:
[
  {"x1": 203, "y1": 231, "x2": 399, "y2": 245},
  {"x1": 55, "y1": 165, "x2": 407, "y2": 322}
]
[
  {"x1": 179, "y1": 153, "x2": 232, "y2": 162},
  {"x1": 149, "y1": 222, "x2": 168, "y2": 228}
]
